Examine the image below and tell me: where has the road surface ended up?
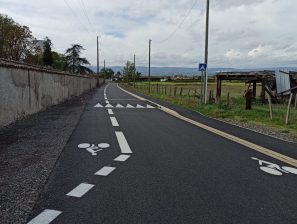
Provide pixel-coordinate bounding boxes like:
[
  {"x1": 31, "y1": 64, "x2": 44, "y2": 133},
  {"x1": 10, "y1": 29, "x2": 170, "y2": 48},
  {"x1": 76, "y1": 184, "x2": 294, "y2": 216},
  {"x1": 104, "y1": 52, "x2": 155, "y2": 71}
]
[{"x1": 27, "y1": 83, "x2": 297, "y2": 224}]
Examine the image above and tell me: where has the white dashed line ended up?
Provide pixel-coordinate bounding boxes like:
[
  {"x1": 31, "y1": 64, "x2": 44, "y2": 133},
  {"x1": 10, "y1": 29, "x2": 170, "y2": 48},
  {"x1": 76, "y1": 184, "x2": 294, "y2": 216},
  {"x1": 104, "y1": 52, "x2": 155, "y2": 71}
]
[
  {"x1": 110, "y1": 117, "x2": 119, "y2": 127},
  {"x1": 66, "y1": 183, "x2": 94, "y2": 198},
  {"x1": 107, "y1": 109, "x2": 114, "y2": 115},
  {"x1": 105, "y1": 100, "x2": 109, "y2": 104},
  {"x1": 27, "y1": 209, "x2": 62, "y2": 224},
  {"x1": 115, "y1": 131, "x2": 132, "y2": 154},
  {"x1": 114, "y1": 154, "x2": 131, "y2": 162},
  {"x1": 95, "y1": 166, "x2": 116, "y2": 176}
]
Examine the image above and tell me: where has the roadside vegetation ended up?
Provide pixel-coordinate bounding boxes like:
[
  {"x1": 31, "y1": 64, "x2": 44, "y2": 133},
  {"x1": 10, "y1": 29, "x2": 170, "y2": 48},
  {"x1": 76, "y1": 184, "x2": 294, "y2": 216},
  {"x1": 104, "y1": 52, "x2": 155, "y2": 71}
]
[
  {"x1": 123, "y1": 81, "x2": 297, "y2": 140},
  {"x1": 0, "y1": 13, "x2": 92, "y2": 74}
]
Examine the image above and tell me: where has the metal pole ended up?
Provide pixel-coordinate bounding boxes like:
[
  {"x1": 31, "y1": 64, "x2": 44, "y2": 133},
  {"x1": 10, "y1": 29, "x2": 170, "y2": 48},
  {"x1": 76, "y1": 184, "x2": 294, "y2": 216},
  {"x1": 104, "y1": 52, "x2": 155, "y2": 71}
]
[
  {"x1": 134, "y1": 54, "x2": 136, "y2": 87},
  {"x1": 149, "y1": 39, "x2": 152, "y2": 93},
  {"x1": 96, "y1": 36, "x2": 99, "y2": 75},
  {"x1": 204, "y1": 0, "x2": 210, "y2": 104}
]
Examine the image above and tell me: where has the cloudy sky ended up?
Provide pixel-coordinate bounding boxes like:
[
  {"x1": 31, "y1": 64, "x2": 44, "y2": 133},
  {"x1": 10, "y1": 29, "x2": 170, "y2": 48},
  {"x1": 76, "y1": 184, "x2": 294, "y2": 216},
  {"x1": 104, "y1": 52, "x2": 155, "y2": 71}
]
[{"x1": 1, "y1": 0, "x2": 297, "y2": 68}]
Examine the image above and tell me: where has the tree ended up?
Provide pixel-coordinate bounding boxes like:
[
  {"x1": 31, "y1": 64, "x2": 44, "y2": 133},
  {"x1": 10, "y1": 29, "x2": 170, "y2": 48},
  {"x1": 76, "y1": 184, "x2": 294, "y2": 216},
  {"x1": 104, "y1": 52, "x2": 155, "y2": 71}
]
[
  {"x1": 0, "y1": 14, "x2": 36, "y2": 61},
  {"x1": 42, "y1": 37, "x2": 53, "y2": 66},
  {"x1": 122, "y1": 61, "x2": 135, "y2": 82},
  {"x1": 100, "y1": 67, "x2": 114, "y2": 79},
  {"x1": 64, "y1": 44, "x2": 92, "y2": 74},
  {"x1": 52, "y1": 51, "x2": 66, "y2": 70}
]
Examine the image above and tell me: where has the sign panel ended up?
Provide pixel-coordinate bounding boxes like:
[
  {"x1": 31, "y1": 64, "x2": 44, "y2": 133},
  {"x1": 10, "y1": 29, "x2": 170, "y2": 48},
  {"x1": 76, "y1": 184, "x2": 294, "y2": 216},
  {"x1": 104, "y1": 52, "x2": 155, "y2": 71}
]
[
  {"x1": 199, "y1": 63, "x2": 207, "y2": 72},
  {"x1": 275, "y1": 70, "x2": 291, "y2": 95}
]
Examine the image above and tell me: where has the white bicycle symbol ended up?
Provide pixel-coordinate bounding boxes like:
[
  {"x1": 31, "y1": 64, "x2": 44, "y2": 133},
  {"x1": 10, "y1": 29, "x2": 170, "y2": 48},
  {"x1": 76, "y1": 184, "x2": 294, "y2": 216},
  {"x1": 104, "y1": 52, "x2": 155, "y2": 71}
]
[
  {"x1": 78, "y1": 143, "x2": 110, "y2": 156},
  {"x1": 251, "y1": 157, "x2": 297, "y2": 176}
]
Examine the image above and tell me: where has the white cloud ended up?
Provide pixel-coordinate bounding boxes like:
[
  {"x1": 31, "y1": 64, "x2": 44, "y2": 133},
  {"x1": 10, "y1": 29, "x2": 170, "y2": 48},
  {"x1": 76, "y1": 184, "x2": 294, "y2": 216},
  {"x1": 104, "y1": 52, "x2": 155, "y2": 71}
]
[
  {"x1": 224, "y1": 49, "x2": 241, "y2": 60},
  {"x1": 1, "y1": 0, "x2": 297, "y2": 68}
]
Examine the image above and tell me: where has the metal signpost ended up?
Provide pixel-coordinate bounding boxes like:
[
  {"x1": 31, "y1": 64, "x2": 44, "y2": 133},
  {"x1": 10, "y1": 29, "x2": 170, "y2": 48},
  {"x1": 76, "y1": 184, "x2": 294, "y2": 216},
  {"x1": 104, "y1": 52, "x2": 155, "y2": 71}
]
[{"x1": 199, "y1": 63, "x2": 207, "y2": 104}]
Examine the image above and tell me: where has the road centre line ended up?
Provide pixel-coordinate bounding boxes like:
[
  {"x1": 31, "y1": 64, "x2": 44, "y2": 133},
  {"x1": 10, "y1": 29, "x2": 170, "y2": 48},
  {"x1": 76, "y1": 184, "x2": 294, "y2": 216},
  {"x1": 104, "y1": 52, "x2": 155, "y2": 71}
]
[
  {"x1": 115, "y1": 131, "x2": 133, "y2": 154},
  {"x1": 107, "y1": 109, "x2": 114, "y2": 115},
  {"x1": 117, "y1": 84, "x2": 297, "y2": 168},
  {"x1": 104, "y1": 83, "x2": 110, "y2": 100},
  {"x1": 110, "y1": 117, "x2": 119, "y2": 127},
  {"x1": 66, "y1": 183, "x2": 94, "y2": 198},
  {"x1": 114, "y1": 154, "x2": 131, "y2": 162},
  {"x1": 95, "y1": 166, "x2": 116, "y2": 176},
  {"x1": 27, "y1": 209, "x2": 62, "y2": 224}
]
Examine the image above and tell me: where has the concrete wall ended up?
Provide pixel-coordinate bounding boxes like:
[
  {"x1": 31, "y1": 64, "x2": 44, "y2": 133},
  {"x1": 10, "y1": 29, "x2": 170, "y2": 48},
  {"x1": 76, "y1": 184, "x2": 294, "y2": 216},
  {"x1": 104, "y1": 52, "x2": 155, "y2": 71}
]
[{"x1": 0, "y1": 60, "x2": 101, "y2": 128}]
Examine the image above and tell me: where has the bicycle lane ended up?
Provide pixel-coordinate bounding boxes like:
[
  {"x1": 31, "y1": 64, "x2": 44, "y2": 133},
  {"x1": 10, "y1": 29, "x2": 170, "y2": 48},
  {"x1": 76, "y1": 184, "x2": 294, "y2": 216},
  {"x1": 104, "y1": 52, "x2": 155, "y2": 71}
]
[{"x1": 26, "y1": 84, "x2": 134, "y2": 223}]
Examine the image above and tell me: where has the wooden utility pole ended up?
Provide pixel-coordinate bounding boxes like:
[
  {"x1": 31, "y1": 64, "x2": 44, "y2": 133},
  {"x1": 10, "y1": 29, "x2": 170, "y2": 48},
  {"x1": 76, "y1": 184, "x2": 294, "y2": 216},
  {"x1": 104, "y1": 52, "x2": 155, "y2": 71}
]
[
  {"x1": 104, "y1": 59, "x2": 106, "y2": 80},
  {"x1": 149, "y1": 39, "x2": 152, "y2": 93},
  {"x1": 133, "y1": 54, "x2": 136, "y2": 87},
  {"x1": 96, "y1": 36, "x2": 99, "y2": 75}
]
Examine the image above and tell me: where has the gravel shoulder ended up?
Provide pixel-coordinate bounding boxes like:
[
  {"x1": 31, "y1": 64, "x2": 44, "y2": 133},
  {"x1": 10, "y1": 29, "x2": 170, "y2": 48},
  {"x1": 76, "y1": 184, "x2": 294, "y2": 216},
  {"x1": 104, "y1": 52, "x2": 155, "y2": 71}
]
[{"x1": 0, "y1": 89, "x2": 97, "y2": 224}]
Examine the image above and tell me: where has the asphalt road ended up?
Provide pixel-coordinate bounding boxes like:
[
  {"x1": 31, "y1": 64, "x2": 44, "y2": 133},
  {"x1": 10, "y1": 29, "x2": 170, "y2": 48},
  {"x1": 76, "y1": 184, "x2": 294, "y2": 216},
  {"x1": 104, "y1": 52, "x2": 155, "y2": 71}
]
[{"x1": 28, "y1": 83, "x2": 297, "y2": 224}]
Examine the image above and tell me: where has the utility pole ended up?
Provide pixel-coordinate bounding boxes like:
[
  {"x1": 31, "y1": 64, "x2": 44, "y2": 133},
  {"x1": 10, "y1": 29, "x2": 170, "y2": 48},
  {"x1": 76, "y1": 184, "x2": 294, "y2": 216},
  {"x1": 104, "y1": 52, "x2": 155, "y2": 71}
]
[
  {"x1": 149, "y1": 39, "x2": 152, "y2": 93},
  {"x1": 133, "y1": 54, "x2": 136, "y2": 87},
  {"x1": 204, "y1": 0, "x2": 210, "y2": 104},
  {"x1": 104, "y1": 59, "x2": 106, "y2": 80},
  {"x1": 96, "y1": 36, "x2": 99, "y2": 75}
]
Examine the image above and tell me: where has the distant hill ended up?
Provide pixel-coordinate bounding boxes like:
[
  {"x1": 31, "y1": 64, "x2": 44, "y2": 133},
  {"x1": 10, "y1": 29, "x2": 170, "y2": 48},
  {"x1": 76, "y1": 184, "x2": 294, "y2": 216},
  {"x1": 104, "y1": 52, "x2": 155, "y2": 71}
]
[{"x1": 89, "y1": 66, "x2": 297, "y2": 76}]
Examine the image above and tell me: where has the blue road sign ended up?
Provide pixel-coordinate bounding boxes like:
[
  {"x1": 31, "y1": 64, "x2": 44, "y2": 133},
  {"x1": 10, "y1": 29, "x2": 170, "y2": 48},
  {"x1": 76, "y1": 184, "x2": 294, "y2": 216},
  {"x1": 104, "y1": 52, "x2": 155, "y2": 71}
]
[{"x1": 199, "y1": 63, "x2": 207, "y2": 71}]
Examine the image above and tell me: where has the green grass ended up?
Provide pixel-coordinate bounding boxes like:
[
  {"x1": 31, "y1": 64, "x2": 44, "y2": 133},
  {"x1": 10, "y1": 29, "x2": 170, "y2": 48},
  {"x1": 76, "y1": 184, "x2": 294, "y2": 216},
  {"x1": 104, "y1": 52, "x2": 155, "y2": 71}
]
[{"x1": 123, "y1": 82, "x2": 297, "y2": 139}]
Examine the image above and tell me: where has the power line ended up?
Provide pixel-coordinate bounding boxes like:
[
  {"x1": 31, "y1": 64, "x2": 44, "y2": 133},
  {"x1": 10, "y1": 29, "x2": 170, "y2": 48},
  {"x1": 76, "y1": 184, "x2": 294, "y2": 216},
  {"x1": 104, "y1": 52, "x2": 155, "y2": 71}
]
[
  {"x1": 155, "y1": 0, "x2": 199, "y2": 44},
  {"x1": 63, "y1": 0, "x2": 91, "y2": 34},
  {"x1": 79, "y1": 0, "x2": 95, "y2": 30}
]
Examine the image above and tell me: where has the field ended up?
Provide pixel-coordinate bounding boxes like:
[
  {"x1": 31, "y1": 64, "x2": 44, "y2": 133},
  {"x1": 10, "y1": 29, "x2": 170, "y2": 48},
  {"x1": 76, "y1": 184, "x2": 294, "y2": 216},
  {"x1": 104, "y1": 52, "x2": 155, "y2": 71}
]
[{"x1": 124, "y1": 81, "x2": 297, "y2": 140}]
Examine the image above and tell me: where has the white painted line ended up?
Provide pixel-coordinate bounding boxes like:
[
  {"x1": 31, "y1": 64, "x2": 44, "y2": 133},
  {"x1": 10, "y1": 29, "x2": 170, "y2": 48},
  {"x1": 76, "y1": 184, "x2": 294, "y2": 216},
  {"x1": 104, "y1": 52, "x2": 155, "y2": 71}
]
[
  {"x1": 27, "y1": 209, "x2": 62, "y2": 224},
  {"x1": 116, "y1": 104, "x2": 124, "y2": 108},
  {"x1": 104, "y1": 83, "x2": 110, "y2": 100},
  {"x1": 110, "y1": 117, "x2": 119, "y2": 127},
  {"x1": 95, "y1": 166, "x2": 116, "y2": 176},
  {"x1": 147, "y1": 104, "x2": 155, "y2": 109},
  {"x1": 126, "y1": 104, "x2": 134, "y2": 108},
  {"x1": 94, "y1": 103, "x2": 103, "y2": 108},
  {"x1": 105, "y1": 103, "x2": 113, "y2": 108},
  {"x1": 66, "y1": 183, "x2": 94, "y2": 198},
  {"x1": 105, "y1": 100, "x2": 110, "y2": 104},
  {"x1": 107, "y1": 109, "x2": 114, "y2": 115},
  {"x1": 115, "y1": 131, "x2": 133, "y2": 154},
  {"x1": 114, "y1": 154, "x2": 131, "y2": 162},
  {"x1": 136, "y1": 104, "x2": 145, "y2": 108}
]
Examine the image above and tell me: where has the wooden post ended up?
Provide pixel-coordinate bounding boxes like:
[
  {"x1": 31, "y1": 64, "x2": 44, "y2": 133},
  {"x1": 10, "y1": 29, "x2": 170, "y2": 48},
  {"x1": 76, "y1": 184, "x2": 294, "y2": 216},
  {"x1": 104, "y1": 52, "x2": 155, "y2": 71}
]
[
  {"x1": 285, "y1": 93, "x2": 293, "y2": 125},
  {"x1": 194, "y1": 88, "x2": 197, "y2": 98},
  {"x1": 261, "y1": 78, "x2": 266, "y2": 103},
  {"x1": 252, "y1": 81, "x2": 257, "y2": 99},
  {"x1": 157, "y1": 84, "x2": 159, "y2": 93},
  {"x1": 174, "y1": 87, "x2": 177, "y2": 96},
  {"x1": 216, "y1": 76, "x2": 222, "y2": 98},
  {"x1": 180, "y1": 88, "x2": 183, "y2": 96},
  {"x1": 169, "y1": 86, "x2": 172, "y2": 96},
  {"x1": 268, "y1": 94, "x2": 273, "y2": 120},
  {"x1": 165, "y1": 86, "x2": 167, "y2": 95},
  {"x1": 188, "y1": 89, "x2": 191, "y2": 97},
  {"x1": 227, "y1": 92, "x2": 230, "y2": 107}
]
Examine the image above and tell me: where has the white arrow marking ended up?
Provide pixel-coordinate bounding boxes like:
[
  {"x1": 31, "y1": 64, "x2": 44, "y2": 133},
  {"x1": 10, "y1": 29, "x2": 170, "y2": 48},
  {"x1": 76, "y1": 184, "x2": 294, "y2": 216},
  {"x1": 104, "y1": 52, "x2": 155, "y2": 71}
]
[
  {"x1": 146, "y1": 104, "x2": 155, "y2": 109},
  {"x1": 126, "y1": 104, "x2": 135, "y2": 108},
  {"x1": 94, "y1": 103, "x2": 103, "y2": 108},
  {"x1": 105, "y1": 103, "x2": 113, "y2": 108},
  {"x1": 136, "y1": 104, "x2": 145, "y2": 108},
  {"x1": 116, "y1": 104, "x2": 124, "y2": 108}
]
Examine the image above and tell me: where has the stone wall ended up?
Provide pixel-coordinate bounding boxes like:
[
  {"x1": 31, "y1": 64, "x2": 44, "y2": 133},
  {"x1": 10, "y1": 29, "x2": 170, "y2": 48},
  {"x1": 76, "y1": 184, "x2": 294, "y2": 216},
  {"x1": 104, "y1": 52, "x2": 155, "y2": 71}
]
[{"x1": 0, "y1": 60, "x2": 101, "y2": 127}]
